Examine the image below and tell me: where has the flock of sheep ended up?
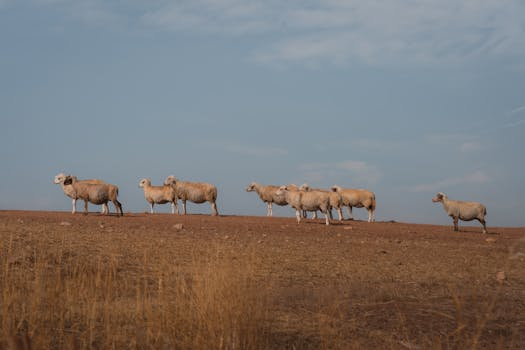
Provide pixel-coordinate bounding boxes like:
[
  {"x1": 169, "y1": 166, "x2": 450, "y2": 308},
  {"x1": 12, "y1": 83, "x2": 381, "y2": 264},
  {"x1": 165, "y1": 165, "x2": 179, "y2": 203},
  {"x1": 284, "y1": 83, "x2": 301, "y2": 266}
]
[{"x1": 53, "y1": 173, "x2": 488, "y2": 233}]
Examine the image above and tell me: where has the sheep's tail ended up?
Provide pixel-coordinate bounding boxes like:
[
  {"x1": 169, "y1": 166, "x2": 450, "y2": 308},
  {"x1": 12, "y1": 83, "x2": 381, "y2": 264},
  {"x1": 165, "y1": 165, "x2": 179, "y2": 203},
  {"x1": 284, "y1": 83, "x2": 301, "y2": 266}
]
[
  {"x1": 110, "y1": 186, "x2": 123, "y2": 216},
  {"x1": 370, "y1": 193, "x2": 376, "y2": 211}
]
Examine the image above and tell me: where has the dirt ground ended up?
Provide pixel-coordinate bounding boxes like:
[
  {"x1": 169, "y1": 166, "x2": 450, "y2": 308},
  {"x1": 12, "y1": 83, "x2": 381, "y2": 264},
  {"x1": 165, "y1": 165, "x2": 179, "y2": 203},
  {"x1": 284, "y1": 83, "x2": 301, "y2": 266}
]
[{"x1": 1, "y1": 210, "x2": 524, "y2": 349}]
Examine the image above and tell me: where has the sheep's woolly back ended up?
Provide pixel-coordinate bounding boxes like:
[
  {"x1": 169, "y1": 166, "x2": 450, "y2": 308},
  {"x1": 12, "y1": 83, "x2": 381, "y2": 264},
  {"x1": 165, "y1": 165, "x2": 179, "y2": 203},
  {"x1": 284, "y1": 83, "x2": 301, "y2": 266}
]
[
  {"x1": 277, "y1": 185, "x2": 330, "y2": 212},
  {"x1": 432, "y1": 192, "x2": 487, "y2": 233},
  {"x1": 54, "y1": 173, "x2": 105, "y2": 199},
  {"x1": 246, "y1": 182, "x2": 287, "y2": 205},
  {"x1": 331, "y1": 185, "x2": 375, "y2": 210},
  {"x1": 63, "y1": 175, "x2": 123, "y2": 216},
  {"x1": 433, "y1": 192, "x2": 486, "y2": 221},
  {"x1": 300, "y1": 184, "x2": 342, "y2": 209},
  {"x1": 164, "y1": 175, "x2": 218, "y2": 215},
  {"x1": 164, "y1": 175, "x2": 217, "y2": 203}
]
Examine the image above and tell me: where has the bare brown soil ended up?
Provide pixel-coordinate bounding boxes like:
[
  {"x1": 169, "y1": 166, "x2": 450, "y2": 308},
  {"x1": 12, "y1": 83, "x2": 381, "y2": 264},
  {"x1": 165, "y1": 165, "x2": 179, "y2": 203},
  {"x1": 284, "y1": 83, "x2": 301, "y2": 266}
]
[{"x1": 1, "y1": 210, "x2": 524, "y2": 349}]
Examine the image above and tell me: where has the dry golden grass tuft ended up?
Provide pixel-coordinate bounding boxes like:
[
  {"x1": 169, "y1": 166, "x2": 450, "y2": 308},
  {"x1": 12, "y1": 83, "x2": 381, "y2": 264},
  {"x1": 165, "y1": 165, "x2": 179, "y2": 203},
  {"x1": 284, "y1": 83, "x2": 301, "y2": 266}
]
[{"x1": 1, "y1": 211, "x2": 524, "y2": 349}]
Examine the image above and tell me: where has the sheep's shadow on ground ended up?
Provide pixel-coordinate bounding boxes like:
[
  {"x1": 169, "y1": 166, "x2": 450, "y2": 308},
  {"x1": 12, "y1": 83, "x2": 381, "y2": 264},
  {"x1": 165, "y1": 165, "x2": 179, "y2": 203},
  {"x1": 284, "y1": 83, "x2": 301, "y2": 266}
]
[
  {"x1": 299, "y1": 219, "x2": 367, "y2": 226},
  {"x1": 457, "y1": 228, "x2": 499, "y2": 235}
]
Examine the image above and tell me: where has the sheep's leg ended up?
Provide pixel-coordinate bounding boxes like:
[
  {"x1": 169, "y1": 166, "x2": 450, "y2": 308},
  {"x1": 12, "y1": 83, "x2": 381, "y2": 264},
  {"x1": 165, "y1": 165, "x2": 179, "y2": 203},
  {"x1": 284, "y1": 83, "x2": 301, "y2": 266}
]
[
  {"x1": 182, "y1": 201, "x2": 187, "y2": 215},
  {"x1": 174, "y1": 201, "x2": 179, "y2": 214},
  {"x1": 150, "y1": 202, "x2": 155, "y2": 214},
  {"x1": 102, "y1": 203, "x2": 109, "y2": 215},
  {"x1": 328, "y1": 208, "x2": 333, "y2": 220},
  {"x1": 211, "y1": 202, "x2": 219, "y2": 216},
  {"x1": 479, "y1": 219, "x2": 487, "y2": 234},
  {"x1": 312, "y1": 211, "x2": 318, "y2": 220},
  {"x1": 367, "y1": 208, "x2": 374, "y2": 223},
  {"x1": 83, "y1": 201, "x2": 89, "y2": 215},
  {"x1": 71, "y1": 198, "x2": 77, "y2": 214},
  {"x1": 267, "y1": 203, "x2": 272, "y2": 216},
  {"x1": 323, "y1": 210, "x2": 330, "y2": 226},
  {"x1": 453, "y1": 217, "x2": 459, "y2": 231},
  {"x1": 113, "y1": 200, "x2": 123, "y2": 216},
  {"x1": 336, "y1": 207, "x2": 343, "y2": 221},
  {"x1": 295, "y1": 209, "x2": 301, "y2": 223},
  {"x1": 171, "y1": 202, "x2": 175, "y2": 214},
  {"x1": 347, "y1": 206, "x2": 353, "y2": 220}
]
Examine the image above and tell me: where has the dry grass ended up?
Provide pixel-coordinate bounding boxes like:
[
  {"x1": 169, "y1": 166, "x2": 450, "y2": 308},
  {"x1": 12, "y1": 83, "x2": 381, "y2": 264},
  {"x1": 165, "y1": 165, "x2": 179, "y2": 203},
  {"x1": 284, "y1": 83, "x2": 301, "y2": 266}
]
[
  {"x1": 0, "y1": 211, "x2": 524, "y2": 349},
  {"x1": 1, "y1": 232, "x2": 271, "y2": 349}
]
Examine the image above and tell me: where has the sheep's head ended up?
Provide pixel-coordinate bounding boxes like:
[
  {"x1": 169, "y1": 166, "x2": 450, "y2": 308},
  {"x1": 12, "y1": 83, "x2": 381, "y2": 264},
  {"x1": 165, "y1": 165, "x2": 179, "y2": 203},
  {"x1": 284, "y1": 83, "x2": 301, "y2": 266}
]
[
  {"x1": 246, "y1": 183, "x2": 256, "y2": 192},
  {"x1": 164, "y1": 175, "x2": 177, "y2": 186},
  {"x1": 139, "y1": 178, "x2": 150, "y2": 188},
  {"x1": 299, "y1": 183, "x2": 310, "y2": 191},
  {"x1": 53, "y1": 173, "x2": 72, "y2": 185},
  {"x1": 275, "y1": 185, "x2": 288, "y2": 196},
  {"x1": 54, "y1": 173, "x2": 67, "y2": 184},
  {"x1": 432, "y1": 192, "x2": 446, "y2": 203},
  {"x1": 288, "y1": 184, "x2": 299, "y2": 191},
  {"x1": 331, "y1": 185, "x2": 341, "y2": 193}
]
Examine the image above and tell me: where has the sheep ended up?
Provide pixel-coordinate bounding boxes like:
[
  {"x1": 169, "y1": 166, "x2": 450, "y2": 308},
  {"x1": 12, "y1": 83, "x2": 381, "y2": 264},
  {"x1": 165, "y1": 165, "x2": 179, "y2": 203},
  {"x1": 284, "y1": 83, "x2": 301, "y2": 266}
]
[
  {"x1": 299, "y1": 184, "x2": 343, "y2": 221},
  {"x1": 138, "y1": 178, "x2": 178, "y2": 214},
  {"x1": 245, "y1": 182, "x2": 289, "y2": 216},
  {"x1": 62, "y1": 175, "x2": 123, "y2": 216},
  {"x1": 164, "y1": 175, "x2": 218, "y2": 216},
  {"x1": 432, "y1": 192, "x2": 487, "y2": 234},
  {"x1": 54, "y1": 173, "x2": 108, "y2": 214},
  {"x1": 276, "y1": 185, "x2": 331, "y2": 225},
  {"x1": 331, "y1": 185, "x2": 376, "y2": 222}
]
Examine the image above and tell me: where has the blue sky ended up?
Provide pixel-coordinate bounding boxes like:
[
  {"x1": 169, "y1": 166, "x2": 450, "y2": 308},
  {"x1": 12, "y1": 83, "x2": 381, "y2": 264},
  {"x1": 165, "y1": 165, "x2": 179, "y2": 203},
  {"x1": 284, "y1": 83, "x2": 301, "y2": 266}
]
[{"x1": 1, "y1": 0, "x2": 524, "y2": 226}]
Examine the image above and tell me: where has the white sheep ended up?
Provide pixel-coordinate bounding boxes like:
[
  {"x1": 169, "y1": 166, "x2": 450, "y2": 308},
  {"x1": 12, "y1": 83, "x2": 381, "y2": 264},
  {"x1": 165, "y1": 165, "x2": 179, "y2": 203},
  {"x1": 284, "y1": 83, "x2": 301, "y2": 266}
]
[
  {"x1": 299, "y1": 184, "x2": 343, "y2": 221},
  {"x1": 432, "y1": 192, "x2": 487, "y2": 233},
  {"x1": 276, "y1": 185, "x2": 331, "y2": 225},
  {"x1": 331, "y1": 185, "x2": 376, "y2": 222},
  {"x1": 164, "y1": 175, "x2": 218, "y2": 216},
  {"x1": 62, "y1": 175, "x2": 123, "y2": 216},
  {"x1": 54, "y1": 173, "x2": 108, "y2": 214},
  {"x1": 138, "y1": 178, "x2": 178, "y2": 214},
  {"x1": 245, "y1": 182, "x2": 289, "y2": 216}
]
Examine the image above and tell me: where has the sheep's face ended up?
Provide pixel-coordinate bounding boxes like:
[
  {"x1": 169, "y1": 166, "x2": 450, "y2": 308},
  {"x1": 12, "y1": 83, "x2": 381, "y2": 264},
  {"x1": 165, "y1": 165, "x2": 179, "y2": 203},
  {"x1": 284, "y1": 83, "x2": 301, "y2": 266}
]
[
  {"x1": 432, "y1": 192, "x2": 445, "y2": 203},
  {"x1": 164, "y1": 175, "x2": 177, "y2": 186},
  {"x1": 275, "y1": 185, "x2": 288, "y2": 196},
  {"x1": 246, "y1": 183, "x2": 255, "y2": 192},
  {"x1": 139, "y1": 178, "x2": 150, "y2": 188},
  {"x1": 331, "y1": 185, "x2": 340, "y2": 193},
  {"x1": 54, "y1": 173, "x2": 67, "y2": 184}
]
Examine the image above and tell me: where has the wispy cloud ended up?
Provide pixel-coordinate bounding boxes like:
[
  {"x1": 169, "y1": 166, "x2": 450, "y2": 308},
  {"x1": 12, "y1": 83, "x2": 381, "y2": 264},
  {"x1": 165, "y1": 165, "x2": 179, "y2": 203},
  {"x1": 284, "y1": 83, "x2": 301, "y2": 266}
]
[
  {"x1": 225, "y1": 144, "x2": 288, "y2": 157},
  {"x1": 256, "y1": 1, "x2": 525, "y2": 66},
  {"x1": 300, "y1": 160, "x2": 381, "y2": 186},
  {"x1": 411, "y1": 170, "x2": 490, "y2": 193},
  {"x1": 141, "y1": 0, "x2": 275, "y2": 35},
  {"x1": 505, "y1": 105, "x2": 525, "y2": 128},
  {"x1": 426, "y1": 132, "x2": 484, "y2": 153},
  {"x1": 20, "y1": 0, "x2": 525, "y2": 67},
  {"x1": 460, "y1": 141, "x2": 482, "y2": 153},
  {"x1": 510, "y1": 105, "x2": 525, "y2": 115}
]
